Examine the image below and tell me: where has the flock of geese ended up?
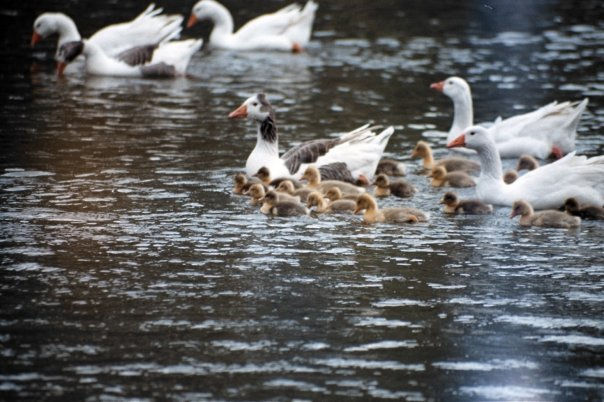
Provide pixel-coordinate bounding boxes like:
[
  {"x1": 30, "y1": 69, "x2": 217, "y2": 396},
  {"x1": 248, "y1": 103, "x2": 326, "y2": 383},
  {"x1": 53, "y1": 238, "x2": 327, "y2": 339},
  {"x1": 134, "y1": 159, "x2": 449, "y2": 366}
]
[{"x1": 31, "y1": 2, "x2": 604, "y2": 228}]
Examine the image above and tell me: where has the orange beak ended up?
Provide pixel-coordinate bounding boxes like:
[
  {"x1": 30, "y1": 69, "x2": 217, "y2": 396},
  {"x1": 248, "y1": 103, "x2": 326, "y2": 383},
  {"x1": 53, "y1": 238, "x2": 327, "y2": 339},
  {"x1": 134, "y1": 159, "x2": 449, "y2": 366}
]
[
  {"x1": 430, "y1": 81, "x2": 445, "y2": 92},
  {"x1": 186, "y1": 14, "x2": 198, "y2": 28},
  {"x1": 31, "y1": 31, "x2": 42, "y2": 47},
  {"x1": 228, "y1": 104, "x2": 247, "y2": 119},
  {"x1": 56, "y1": 62, "x2": 66, "y2": 77},
  {"x1": 447, "y1": 134, "x2": 465, "y2": 148}
]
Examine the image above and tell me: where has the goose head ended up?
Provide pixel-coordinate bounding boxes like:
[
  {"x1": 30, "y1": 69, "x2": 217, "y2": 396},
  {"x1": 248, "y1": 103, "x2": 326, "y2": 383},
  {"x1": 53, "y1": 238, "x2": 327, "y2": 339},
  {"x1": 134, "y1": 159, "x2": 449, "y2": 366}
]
[
  {"x1": 447, "y1": 125, "x2": 492, "y2": 151},
  {"x1": 516, "y1": 155, "x2": 539, "y2": 171},
  {"x1": 253, "y1": 166, "x2": 271, "y2": 184},
  {"x1": 431, "y1": 77, "x2": 471, "y2": 101},
  {"x1": 354, "y1": 193, "x2": 378, "y2": 214},
  {"x1": 276, "y1": 180, "x2": 295, "y2": 194},
  {"x1": 373, "y1": 173, "x2": 390, "y2": 188},
  {"x1": 564, "y1": 197, "x2": 579, "y2": 214},
  {"x1": 411, "y1": 141, "x2": 431, "y2": 159},
  {"x1": 233, "y1": 172, "x2": 247, "y2": 192},
  {"x1": 510, "y1": 199, "x2": 533, "y2": 219},
  {"x1": 440, "y1": 191, "x2": 458, "y2": 206},
  {"x1": 246, "y1": 183, "x2": 266, "y2": 199},
  {"x1": 32, "y1": 14, "x2": 56, "y2": 45},
  {"x1": 325, "y1": 187, "x2": 343, "y2": 201},
  {"x1": 430, "y1": 166, "x2": 447, "y2": 179},
  {"x1": 229, "y1": 93, "x2": 274, "y2": 122},
  {"x1": 260, "y1": 190, "x2": 279, "y2": 207},
  {"x1": 56, "y1": 40, "x2": 84, "y2": 76},
  {"x1": 306, "y1": 191, "x2": 324, "y2": 208},
  {"x1": 188, "y1": 0, "x2": 225, "y2": 28},
  {"x1": 503, "y1": 170, "x2": 518, "y2": 184},
  {"x1": 301, "y1": 166, "x2": 320, "y2": 185}
]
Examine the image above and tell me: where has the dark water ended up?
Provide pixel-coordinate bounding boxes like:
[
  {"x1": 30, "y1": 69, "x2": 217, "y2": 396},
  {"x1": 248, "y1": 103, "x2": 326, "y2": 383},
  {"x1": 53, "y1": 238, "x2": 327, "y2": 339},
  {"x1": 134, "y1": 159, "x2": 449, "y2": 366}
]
[{"x1": 1, "y1": 0, "x2": 603, "y2": 400}]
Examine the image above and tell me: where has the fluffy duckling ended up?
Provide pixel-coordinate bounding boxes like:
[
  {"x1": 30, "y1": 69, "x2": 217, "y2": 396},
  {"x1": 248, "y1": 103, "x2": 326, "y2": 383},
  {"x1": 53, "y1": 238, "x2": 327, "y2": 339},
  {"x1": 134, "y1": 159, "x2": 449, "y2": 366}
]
[
  {"x1": 511, "y1": 199, "x2": 580, "y2": 228},
  {"x1": 233, "y1": 173, "x2": 264, "y2": 194},
  {"x1": 306, "y1": 191, "x2": 356, "y2": 214},
  {"x1": 516, "y1": 154, "x2": 540, "y2": 171},
  {"x1": 503, "y1": 170, "x2": 519, "y2": 184},
  {"x1": 301, "y1": 166, "x2": 365, "y2": 196},
  {"x1": 253, "y1": 166, "x2": 302, "y2": 189},
  {"x1": 325, "y1": 187, "x2": 359, "y2": 202},
  {"x1": 376, "y1": 158, "x2": 406, "y2": 176},
  {"x1": 260, "y1": 190, "x2": 309, "y2": 217},
  {"x1": 440, "y1": 192, "x2": 493, "y2": 214},
  {"x1": 373, "y1": 174, "x2": 416, "y2": 198},
  {"x1": 430, "y1": 166, "x2": 476, "y2": 188},
  {"x1": 564, "y1": 197, "x2": 604, "y2": 220},
  {"x1": 411, "y1": 141, "x2": 480, "y2": 173},
  {"x1": 354, "y1": 193, "x2": 428, "y2": 224},
  {"x1": 247, "y1": 183, "x2": 300, "y2": 208},
  {"x1": 276, "y1": 180, "x2": 313, "y2": 202}
]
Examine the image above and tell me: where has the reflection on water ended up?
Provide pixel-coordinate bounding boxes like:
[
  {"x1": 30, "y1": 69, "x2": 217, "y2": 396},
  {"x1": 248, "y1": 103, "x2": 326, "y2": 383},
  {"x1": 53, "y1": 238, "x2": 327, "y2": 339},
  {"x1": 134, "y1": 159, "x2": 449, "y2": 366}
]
[{"x1": 1, "y1": 0, "x2": 603, "y2": 400}]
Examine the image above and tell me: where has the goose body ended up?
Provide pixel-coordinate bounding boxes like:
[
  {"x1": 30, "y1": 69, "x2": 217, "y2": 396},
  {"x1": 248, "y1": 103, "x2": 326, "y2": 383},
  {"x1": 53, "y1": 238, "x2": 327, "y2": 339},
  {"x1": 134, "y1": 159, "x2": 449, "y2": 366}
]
[
  {"x1": 373, "y1": 174, "x2": 416, "y2": 198},
  {"x1": 411, "y1": 141, "x2": 480, "y2": 173},
  {"x1": 354, "y1": 194, "x2": 428, "y2": 224},
  {"x1": 430, "y1": 166, "x2": 476, "y2": 188},
  {"x1": 32, "y1": 5, "x2": 183, "y2": 59},
  {"x1": 511, "y1": 200, "x2": 580, "y2": 228},
  {"x1": 447, "y1": 126, "x2": 604, "y2": 209},
  {"x1": 260, "y1": 190, "x2": 309, "y2": 216},
  {"x1": 440, "y1": 192, "x2": 492, "y2": 215},
  {"x1": 432, "y1": 76, "x2": 588, "y2": 159},
  {"x1": 57, "y1": 39, "x2": 202, "y2": 77},
  {"x1": 188, "y1": 0, "x2": 317, "y2": 52},
  {"x1": 229, "y1": 94, "x2": 395, "y2": 182}
]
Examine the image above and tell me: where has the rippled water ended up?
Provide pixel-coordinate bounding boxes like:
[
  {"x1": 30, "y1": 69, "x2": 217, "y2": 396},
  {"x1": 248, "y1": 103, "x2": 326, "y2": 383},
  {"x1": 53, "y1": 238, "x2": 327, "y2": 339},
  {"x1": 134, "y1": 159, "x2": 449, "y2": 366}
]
[{"x1": 1, "y1": 0, "x2": 603, "y2": 400}]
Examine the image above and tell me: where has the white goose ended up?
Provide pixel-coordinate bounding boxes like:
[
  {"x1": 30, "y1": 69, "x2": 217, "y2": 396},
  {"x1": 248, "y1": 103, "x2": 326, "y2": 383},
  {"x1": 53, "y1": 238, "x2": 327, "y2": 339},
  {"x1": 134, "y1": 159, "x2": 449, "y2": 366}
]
[
  {"x1": 432, "y1": 76, "x2": 589, "y2": 159},
  {"x1": 32, "y1": 5, "x2": 183, "y2": 59},
  {"x1": 447, "y1": 126, "x2": 604, "y2": 209},
  {"x1": 228, "y1": 94, "x2": 395, "y2": 181},
  {"x1": 187, "y1": 0, "x2": 317, "y2": 52},
  {"x1": 56, "y1": 39, "x2": 202, "y2": 77}
]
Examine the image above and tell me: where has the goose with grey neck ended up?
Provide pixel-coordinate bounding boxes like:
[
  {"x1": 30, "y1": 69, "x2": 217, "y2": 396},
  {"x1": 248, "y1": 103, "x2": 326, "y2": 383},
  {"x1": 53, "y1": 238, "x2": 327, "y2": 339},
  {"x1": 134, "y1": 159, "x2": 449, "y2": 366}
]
[
  {"x1": 432, "y1": 76, "x2": 588, "y2": 159},
  {"x1": 188, "y1": 0, "x2": 317, "y2": 52},
  {"x1": 32, "y1": 5, "x2": 183, "y2": 61},
  {"x1": 228, "y1": 93, "x2": 395, "y2": 181},
  {"x1": 447, "y1": 126, "x2": 604, "y2": 209}
]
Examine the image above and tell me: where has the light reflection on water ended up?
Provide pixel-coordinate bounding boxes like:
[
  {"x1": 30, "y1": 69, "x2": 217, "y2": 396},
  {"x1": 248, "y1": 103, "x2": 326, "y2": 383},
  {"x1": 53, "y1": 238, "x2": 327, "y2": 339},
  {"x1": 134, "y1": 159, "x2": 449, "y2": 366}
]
[{"x1": 1, "y1": 0, "x2": 604, "y2": 400}]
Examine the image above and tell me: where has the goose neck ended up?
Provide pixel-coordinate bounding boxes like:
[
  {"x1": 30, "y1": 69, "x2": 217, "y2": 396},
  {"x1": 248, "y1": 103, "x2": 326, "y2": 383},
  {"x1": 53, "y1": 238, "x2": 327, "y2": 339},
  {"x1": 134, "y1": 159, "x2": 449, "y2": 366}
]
[{"x1": 450, "y1": 91, "x2": 473, "y2": 135}]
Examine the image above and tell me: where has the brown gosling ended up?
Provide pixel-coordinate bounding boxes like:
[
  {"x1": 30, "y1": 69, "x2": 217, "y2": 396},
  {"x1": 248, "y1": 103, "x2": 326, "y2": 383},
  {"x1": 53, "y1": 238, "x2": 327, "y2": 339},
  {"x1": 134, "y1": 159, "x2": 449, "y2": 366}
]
[
  {"x1": 440, "y1": 192, "x2": 493, "y2": 214},
  {"x1": 375, "y1": 158, "x2": 406, "y2": 176},
  {"x1": 276, "y1": 180, "x2": 313, "y2": 202},
  {"x1": 325, "y1": 187, "x2": 359, "y2": 202},
  {"x1": 411, "y1": 140, "x2": 480, "y2": 173},
  {"x1": 233, "y1": 173, "x2": 263, "y2": 194},
  {"x1": 373, "y1": 174, "x2": 416, "y2": 198},
  {"x1": 430, "y1": 166, "x2": 476, "y2": 188},
  {"x1": 564, "y1": 197, "x2": 604, "y2": 220},
  {"x1": 253, "y1": 166, "x2": 302, "y2": 188},
  {"x1": 306, "y1": 191, "x2": 356, "y2": 214},
  {"x1": 503, "y1": 170, "x2": 519, "y2": 184},
  {"x1": 247, "y1": 183, "x2": 300, "y2": 207},
  {"x1": 516, "y1": 154, "x2": 540, "y2": 171},
  {"x1": 354, "y1": 193, "x2": 428, "y2": 224},
  {"x1": 301, "y1": 166, "x2": 365, "y2": 195},
  {"x1": 260, "y1": 190, "x2": 309, "y2": 217},
  {"x1": 510, "y1": 199, "x2": 580, "y2": 228}
]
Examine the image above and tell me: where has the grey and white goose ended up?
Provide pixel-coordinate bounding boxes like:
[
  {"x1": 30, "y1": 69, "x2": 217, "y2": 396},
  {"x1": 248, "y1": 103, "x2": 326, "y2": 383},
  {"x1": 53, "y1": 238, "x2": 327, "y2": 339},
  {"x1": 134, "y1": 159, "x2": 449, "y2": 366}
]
[
  {"x1": 56, "y1": 37, "x2": 202, "y2": 77},
  {"x1": 228, "y1": 93, "x2": 395, "y2": 182}
]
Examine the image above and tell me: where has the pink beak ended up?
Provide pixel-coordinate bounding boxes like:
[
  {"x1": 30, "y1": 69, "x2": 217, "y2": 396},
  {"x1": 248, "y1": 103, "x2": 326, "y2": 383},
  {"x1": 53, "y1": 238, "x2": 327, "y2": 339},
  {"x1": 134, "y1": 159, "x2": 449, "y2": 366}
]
[
  {"x1": 228, "y1": 104, "x2": 248, "y2": 119},
  {"x1": 430, "y1": 81, "x2": 445, "y2": 92},
  {"x1": 447, "y1": 133, "x2": 466, "y2": 148}
]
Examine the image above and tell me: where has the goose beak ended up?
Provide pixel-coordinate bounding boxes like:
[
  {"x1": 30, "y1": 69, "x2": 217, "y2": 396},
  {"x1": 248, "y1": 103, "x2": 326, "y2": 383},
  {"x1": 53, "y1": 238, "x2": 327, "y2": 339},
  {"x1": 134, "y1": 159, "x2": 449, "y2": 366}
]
[
  {"x1": 31, "y1": 31, "x2": 42, "y2": 47},
  {"x1": 430, "y1": 81, "x2": 445, "y2": 92},
  {"x1": 56, "y1": 62, "x2": 66, "y2": 77},
  {"x1": 228, "y1": 104, "x2": 247, "y2": 119},
  {"x1": 186, "y1": 14, "x2": 198, "y2": 28},
  {"x1": 510, "y1": 210, "x2": 518, "y2": 218},
  {"x1": 353, "y1": 207, "x2": 362, "y2": 215},
  {"x1": 439, "y1": 198, "x2": 445, "y2": 204},
  {"x1": 447, "y1": 134, "x2": 465, "y2": 148}
]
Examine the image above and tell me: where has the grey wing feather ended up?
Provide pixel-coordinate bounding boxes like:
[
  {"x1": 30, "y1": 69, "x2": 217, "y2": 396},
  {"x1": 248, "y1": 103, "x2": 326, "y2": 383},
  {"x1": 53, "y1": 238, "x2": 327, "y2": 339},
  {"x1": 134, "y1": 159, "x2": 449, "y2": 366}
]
[
  {"x1": 140, "y1": 62, "x2": 176, "y2": 78},
  {"x1": 318, "y1": 162, "x2": 355, "y2": 183},
  {"x1": 117, "y1": 44, "x2": 157, "y2": 66},
  {"x1": 282, "y1": 139, "x2": 339, "y2": 174}
]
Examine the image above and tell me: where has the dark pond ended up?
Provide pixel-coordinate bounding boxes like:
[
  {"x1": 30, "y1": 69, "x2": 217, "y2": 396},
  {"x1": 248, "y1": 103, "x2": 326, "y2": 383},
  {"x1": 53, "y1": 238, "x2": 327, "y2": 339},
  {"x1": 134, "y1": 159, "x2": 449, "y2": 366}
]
[{"x1": 1, "y1": 0, "x2": 603, "y2": 400}]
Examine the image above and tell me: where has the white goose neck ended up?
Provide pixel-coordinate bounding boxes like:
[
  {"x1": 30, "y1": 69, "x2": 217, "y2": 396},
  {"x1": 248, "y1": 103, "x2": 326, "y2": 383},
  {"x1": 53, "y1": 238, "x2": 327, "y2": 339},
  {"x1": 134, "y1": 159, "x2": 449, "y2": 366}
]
[
  {"x1": 449, "y1": 89, "x2": 473, "y2": 137},
  {"x1": 254, "y1": 118, "x2": 279, "y2": 156},
  {"x1": 53, "y1": 14, "x2": 81, "y2": 46},
  {"x1": 476, "y1": 140, "x2": 503, "y2": 181},
  {"x1": 208, "y1": 2, "x2": 235, "y2": 39}
]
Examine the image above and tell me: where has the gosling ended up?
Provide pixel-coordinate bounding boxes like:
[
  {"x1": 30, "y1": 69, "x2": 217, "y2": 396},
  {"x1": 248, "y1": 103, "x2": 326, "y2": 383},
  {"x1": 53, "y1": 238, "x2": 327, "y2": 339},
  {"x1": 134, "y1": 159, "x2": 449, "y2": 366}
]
[
  {"x1": 260, "y1": 190, "x2": 309, "y2": 217},
  {"x1": 306, "y1": 191, "x2": 356, "y2": 214},
  {"x1": 440, "y1": 192, "x2": 492, "y2": 214},
  {"x1": 510, "y1": 199, "x2": 580, "y2": 228},
  {"x1": 430, "y1": 166, "x2": 475, "y2": 188},
  {"x1": 373, "y1": 174, "x2": 416, "y2": 198},
  {"x1": 354, "y1": 193, "x2": 428, "y2": 224}
]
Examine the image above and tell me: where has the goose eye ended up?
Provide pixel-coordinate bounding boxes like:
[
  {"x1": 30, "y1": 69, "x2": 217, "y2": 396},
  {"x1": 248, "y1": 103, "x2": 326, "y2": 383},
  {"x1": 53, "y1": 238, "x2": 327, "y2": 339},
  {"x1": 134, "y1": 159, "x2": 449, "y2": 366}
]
[
  {"x1": 252, "y1": 102, "x2": 258, "y2": 107},
  {"x1": 470, "y1": 131, "x2": 475, "y2": 136}
]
